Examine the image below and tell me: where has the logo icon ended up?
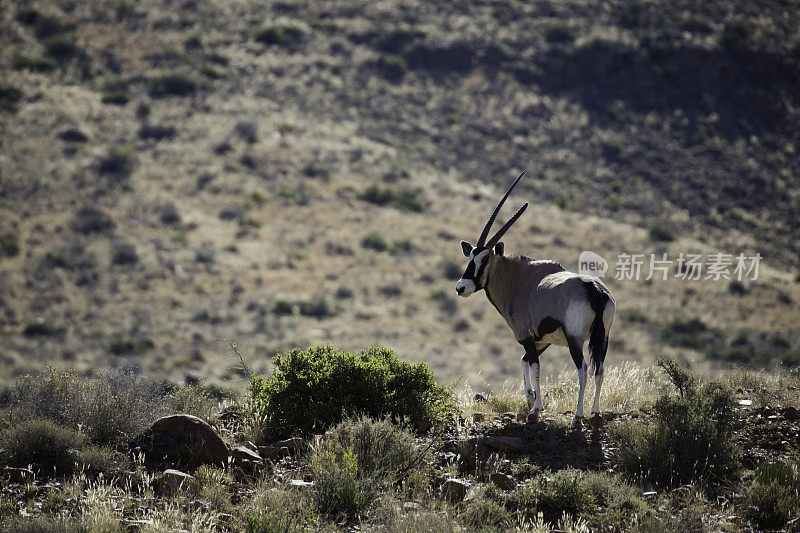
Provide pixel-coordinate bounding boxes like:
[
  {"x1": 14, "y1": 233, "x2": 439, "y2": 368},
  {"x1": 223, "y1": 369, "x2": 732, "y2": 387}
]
[{"x1": 578, "y1": 251, "x2": 608, "y2": 278}]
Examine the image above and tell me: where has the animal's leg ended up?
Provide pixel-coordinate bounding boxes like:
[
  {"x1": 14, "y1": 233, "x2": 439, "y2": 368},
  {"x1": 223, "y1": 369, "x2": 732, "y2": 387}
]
[
  {"x1": 520, "y1": 338, "x2": 548, "y2": 421},
  {"x1": 591, "y1": 361, "x2": 604, "y2": 415},
  {"x1": 567, "y1": 336, "x2": 587, "y2": 425},
  {"x1": 520, "y1": 356, "x2": 533, "y2": 408}
]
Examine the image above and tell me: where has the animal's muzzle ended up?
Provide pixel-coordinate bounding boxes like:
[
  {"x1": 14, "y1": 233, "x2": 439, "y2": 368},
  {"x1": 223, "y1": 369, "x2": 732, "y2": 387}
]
[{"x1": 455, "y1": 278, "x2": 475, "y2": 297}]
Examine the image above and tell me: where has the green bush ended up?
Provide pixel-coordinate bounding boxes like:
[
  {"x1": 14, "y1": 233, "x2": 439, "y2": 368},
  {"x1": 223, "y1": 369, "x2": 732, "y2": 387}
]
[
  {"x1": 248, "y1": 345, "x2": 456, "y2": 441},
  {"x1": 614, "y1": 359, "x2": 739, "y2": 489},
  {"x1": 0, "y1": 85, "x2": 24, "y2": 112},
  {"x1": 298, "y1": 295, "x2": 335, "y2": 318},
  {"x1": 12, "y1": 52, "x2": 56, "y2": 72},
  {"x1": 0, "y1": 418, "x2": 84, "y2": 477},
  {"x1": 361, "y1": 232, "x2": 388, "y2": 252},
  {"x1": 311, "y1": 448, "x2": 368, "y2": 518},
  {"x1": 98, "y1": 145, "x2": 136, "y2": 177},
  {"x1": 43, "y1": 34, "x2": 80, "y2": 60},
  {"x1": 377, "y1": 54, "x2": 408, "y2": 82},
  {"x1": 660, "y1": 317, "x2": 718, "y2": 350},
  {"x1": 744, "y1": 461, "x2": 800, "y2": 530},
  {"x1": 647, "y1": 224, "x2": 675, "y2": 242},
  {"x1": 147, "y1": 73, "x2": 198, "y2": 97},
  {"x1": 544, "y1": 22, "x2": 574, "y2": 43},
  {"x1": 252, "y1": 24, "x2": 304, "y2": 45},
  {"x1": 359, "y1": 185, "x2": 425, "y2": 212}
]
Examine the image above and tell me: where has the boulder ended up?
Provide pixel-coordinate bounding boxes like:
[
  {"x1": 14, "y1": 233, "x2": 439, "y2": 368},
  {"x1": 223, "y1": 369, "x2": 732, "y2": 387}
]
[
  {"x1": 257, "y1": 445, "x2": 281, "y2": 462},
  {"x1": 275, "y1": 437, "x2": 303, "y2": 454},
  {"x1": 155, "y1": 469, "x2": 193, "y2": 495},
  {"x1": 441, "y1": 478, "x2": 469, "y2": 503},
  {"x1": 230, "y1": 445, "x2": 264, "y2": 476},
  {"x1": 490, "y1": 472, "x2": 517, "y2": 491},
  {"x1": 480, "y1": 436, "x2": 525, "y2": 452},
  {"x1": 132, "y1": 414, "x2": 228, "y2": 470}
]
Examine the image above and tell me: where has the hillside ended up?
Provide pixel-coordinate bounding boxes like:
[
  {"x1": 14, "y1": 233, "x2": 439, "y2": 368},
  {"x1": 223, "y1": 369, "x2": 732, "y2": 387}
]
[{"x1": 1, "y1": 0, "x2": 799, "y2": 391}]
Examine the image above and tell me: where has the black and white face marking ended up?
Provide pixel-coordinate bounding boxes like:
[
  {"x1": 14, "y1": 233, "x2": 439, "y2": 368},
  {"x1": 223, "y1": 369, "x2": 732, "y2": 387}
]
[{"x1": 455, "y1": 243, "x2": 491, "y2": 297}]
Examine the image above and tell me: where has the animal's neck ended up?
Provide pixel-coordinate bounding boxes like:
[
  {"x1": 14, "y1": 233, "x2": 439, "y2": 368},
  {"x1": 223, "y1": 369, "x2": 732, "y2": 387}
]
[{"x1": 483, "y1": 255, "x2": 520, "y2": 320}]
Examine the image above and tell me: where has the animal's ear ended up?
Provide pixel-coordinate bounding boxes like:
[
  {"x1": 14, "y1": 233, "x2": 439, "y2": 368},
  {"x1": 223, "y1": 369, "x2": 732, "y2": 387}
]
[
  {"x1": 461, "y1": 241, "x2": 473, "y2": 257},
  {"x1": 494, "y1": 242, "x2": 504, "y2": 256}
]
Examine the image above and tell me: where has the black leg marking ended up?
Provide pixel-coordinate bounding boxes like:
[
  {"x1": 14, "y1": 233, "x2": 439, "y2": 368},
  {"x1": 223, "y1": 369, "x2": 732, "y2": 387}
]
[
  {"x1": 520, "y1": 337, "x2": 549, "y2": 365},
  {"x1": 566, "y1": 336, "x2": 585, "y2": 369}
]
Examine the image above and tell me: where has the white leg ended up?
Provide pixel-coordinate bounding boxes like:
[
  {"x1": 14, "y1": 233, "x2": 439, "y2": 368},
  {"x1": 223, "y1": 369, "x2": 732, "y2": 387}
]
[
  {"x1": 573, "y1": 360, "x2": 587, "y2": 425},
  {"x1": 591, "y1": 363, "x2": 604, "y2": 415},
  {"x1": 531, "y1": 362, "x2": 543, "y2": 412},
  {"x1": 521, "y1": 357, "x2": 533, "y2": 407}
]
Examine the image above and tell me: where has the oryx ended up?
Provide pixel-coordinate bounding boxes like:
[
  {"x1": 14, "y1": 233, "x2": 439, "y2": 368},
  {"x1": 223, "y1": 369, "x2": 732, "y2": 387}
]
[{"x1": 455, "y1": 171, "x2": 615, "y2": 425}]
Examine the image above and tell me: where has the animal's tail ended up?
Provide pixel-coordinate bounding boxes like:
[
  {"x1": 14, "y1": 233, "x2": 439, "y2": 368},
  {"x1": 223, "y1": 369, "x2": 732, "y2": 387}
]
[{"x1": 583, "y1": 279, "x2": 613, "y2": 373}]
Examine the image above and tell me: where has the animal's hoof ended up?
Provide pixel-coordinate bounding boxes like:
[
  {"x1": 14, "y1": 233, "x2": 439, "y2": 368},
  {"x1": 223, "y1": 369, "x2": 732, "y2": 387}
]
[
  {"x1": 526, "y1": 411, "x2": 540, "y2": 424},
  {"x1": 571, "y1": 415, "x2": 585, "y2": 428}
]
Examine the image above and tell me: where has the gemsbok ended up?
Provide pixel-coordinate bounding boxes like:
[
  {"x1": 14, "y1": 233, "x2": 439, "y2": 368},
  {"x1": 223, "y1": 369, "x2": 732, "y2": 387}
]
[{"x1": 455, "y1": 171, "x2": 615, "y2": 425}]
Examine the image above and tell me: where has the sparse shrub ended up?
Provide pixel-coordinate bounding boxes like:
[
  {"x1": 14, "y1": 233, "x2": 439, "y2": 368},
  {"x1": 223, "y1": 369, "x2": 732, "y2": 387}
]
[
  {"x1": 0, "y1": 232, "x2": 21, "y2": 258},
  {"x1": 517, "y1": 469, "x2": 594, "y2": 522},
  {"x1": 248, "y1": 345, "x2": 456, "y2": 441},
  {"x1": 359, "y1": 185, "x2": 424, "y2": 212},
  {"x1": 459, "y1": 486, "x2": 513, "y2": 529},
  {"x1": 42, "y1": 34, "x2": 80, "y2": 60},
  {"x1": 273, "y1": 300, "x2": 295, "y2": 316},
  {"x1": 311, "y1": 448, "x2": 369, "y2": 518},
  {"x1": 0, "y1": 515, "x2": 82, "y2": 533},
  {"x1": 680, "y1": 14, "x2": 714, "y2": 35},
  {"x1": 603, "y1": 194, "x2": 622, "y2": 212},
  {"x1": 614, "y1": 358, "x2": 739, "y2": 489},
  {"x1": 719, "y1": 21, "x2": 750, "y2": 50},
  {"x1": 6, "y1": 368, "x2": 203, "y2": 446},
  {"x1": 302, "y1": 162, "x2": 330, "y2": 180},
  {"x1": 389, "y1": 240, "x2": 414, "y2": 256},
  {"x1": 12, "y1": 52, "x2": 56, "y2": 72},
  {"x1": 71, "y1": 206, "x2": 116, "y2": 234},
  {"x1": 98, "y1": 145, "x2": 136, "y2": 177},
  {"x1": 361, "y1": 232, "x2": 388, "y2": 252},
  {"x1": 0, "y1": 85, "x2": 24, "y2": 112},
  {"x1": 0, "y1": 418, "x2": 84, "y2": 477},
  {"x1": 148, "y1": 73, "x2": 198, "y2": 97},
  {"x1": 184, "y1": 34, "x2": 202, "y2": 49},
  {"x1": 648, "y1": 224, "x2": 675, "y2": 242},
  {"x1": 111, "y1": 242, "x2": 138, "y2": 265},
  {"x1": 314, "y1": 417, "x2": 420, "y2": 487},
  {"x1": 744, "y1": 461, "x2": 800, "y2": 530},
  {"x1": 139, "y1": 123, "x2": 177, "y2": 141},
  {"x1": 299, "y1": 295, "x2": 336, "y2": 318},
  {"x1": 377, "y1": 54, "x2": 408, "y2": 82},
  {"x1": 252, "y1": 24, "x2": 304, "y2": 45},
  {"x1": 235, "y1": 121, "x2": 259, "y2": 143},
  {"x1": 159, "y1": 203, "x2": 181, "y2": 225},
  {"x1": 22, "y1": 319, "x2": 65, "y2": 338},
  {"x1": 545, "y1": 22, "x2": 574, "y2": 43},
  {"x1": 108, "y1": 334, "x2": 152, "y2": 356},
  {"x1": 76, "y1": 445, "x2": 131, "y2": 479},
  {"x1": 101, "y1": 78, "x2": 130, "y2": 105},
  {"x1": 438, "y1": 258, "x2": 462, "y2": 279},
  {"x1": 660, "y1": 316, "x2": 718, "y2": 349}
]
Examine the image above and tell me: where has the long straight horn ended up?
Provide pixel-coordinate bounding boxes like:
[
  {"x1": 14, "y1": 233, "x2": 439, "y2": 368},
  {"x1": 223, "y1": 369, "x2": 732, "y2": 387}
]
[
  {"x1": 486, "y1": 203, "x2": 528, "y2": 248},
  {"x1": 476, "y1": 170, "x2": 526, "y2": 248}
]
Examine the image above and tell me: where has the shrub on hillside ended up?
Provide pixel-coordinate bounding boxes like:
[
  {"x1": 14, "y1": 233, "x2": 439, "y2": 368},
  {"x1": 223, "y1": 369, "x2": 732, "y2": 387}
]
[
  {"x1": 248, "y1": 345, "x2": 456, "y2": 441},
  {"x1": 147, "y1": 73, "x2": 198, "y2": 97},
  {"x1": 0, "y1": 85, "x2": 24, "y2": 112},
  {"x1": 744, "y1": 461, "x2": 800, "y2": 530},
  {"x1": 0, "y1": 418, "x2": 85, "y2": 477},
  {"x1": 614, "y1": 358, "x2": 739, "y2": 489},
  {"x1": 6, "y1": 368, "x2": 209, "y2": 446},
  {"x1": 252, "y1": 24, "x2": 304, "y2": 45}
]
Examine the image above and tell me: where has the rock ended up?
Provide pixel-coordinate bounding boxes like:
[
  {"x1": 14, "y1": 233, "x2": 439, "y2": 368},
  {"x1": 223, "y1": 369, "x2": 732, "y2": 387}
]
[
  {"x1": 230, "y1": 445, "x2": 264, "y2": 475},
  {"x1": 279, "y1": 447, "x2": 291, "y2": 457},
  {"x1": 219, "y1": 205, "x2": 244, "y2": 221},
  {"x1": 257, "y1": 445, "x2": 281, "y2": 461},
  {"x1": 472, "y1": 412, "x2": 485, "y2": 423},
  {"x1": 490, "y1": 472, "x2": 517, "y2": 491},
  {"x1": 441, "y1": 478, "x2": 469, "y2": 503},
  {"x1": 474, "y1": 393, "x2": 488, "y2": 403},
  {"x1": 415, "y1": 420, "x2": 431, "y2": 435},
  {"x1": 738, "y1": 399, "x2": 753, "y2": 407},
  {"x1": 156, "y1": 469, "x2": 193, "y2": 495},
  {"x1": 480, "y1": 436, "x2": 525, "y2": 452},
  {"x1": 289, "y1": 479, "x2": 314, "y2": 487},
  {"x1": 3, "y1": 466, "x2": 35, "y2": 483},
  {"x1": 782, "y1": 406, "x2": 800, "y2": 420},
  {"x1": 132, "y1": 414, "x2": 228, "y2": 470},
  {"x1": 275, "y1": 437, "x2": 304, "y2": 453}
]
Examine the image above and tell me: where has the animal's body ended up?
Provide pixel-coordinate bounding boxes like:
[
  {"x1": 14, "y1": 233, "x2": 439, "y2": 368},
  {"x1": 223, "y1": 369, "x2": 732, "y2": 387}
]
[{"x1": 455, "y1": 171, "x2": 615, "y2": 424}]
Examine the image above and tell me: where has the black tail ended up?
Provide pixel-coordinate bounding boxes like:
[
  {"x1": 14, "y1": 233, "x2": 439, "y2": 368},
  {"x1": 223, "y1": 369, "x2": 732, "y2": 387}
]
[{"x1": 583, "y1": 280, "x2": 610, "y2": 373}]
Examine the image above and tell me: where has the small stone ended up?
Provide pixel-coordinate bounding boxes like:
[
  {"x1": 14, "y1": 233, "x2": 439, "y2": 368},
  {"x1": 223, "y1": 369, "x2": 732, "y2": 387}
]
[
  {"x1": 474, "y1": 393, "x2": 488, "y2": 403},
  {"x1": 403, "y1": 501, "x2": 420, "y2": 510},
  {"x1": 257, "y1": 445, "x2": 281, "y2": 461},
  {"x1": 490, "y1": 472, "x2": 516, "y2": 491},
  {"x1": 415, "y1": 420, "x2": 431, "y2": 435},
  {"x1": 472, "y1": 412, "x2": 485, "y2": 423},
  {"x1": 738, "y1": 399, "x2": 753, "y2": 407},
  {"x1": 441, "y1": 478, "x2": 468, "y2": 503},
  {"x1": 481, "y1": 436, "x2": 525, "y2": 452},
  {"x1": 289, "y1": 479, "x2": 314, "y2": 487},
  {"x1": 279, "y1": 447, "x2": 291, "y2": 457},
  {"x1": 156, "y1": 469, "x2": 193, "y2": 494},
  {"x1": 230, "y1": 445, "x2": 264, "y2": 475},
  {"x1": 59, "y1": 127, "x2": 89, "y2": 143},
  {"x1": 275, "y1": 437, "x2": 303, "y2": 453},
  {"x1": 782, "y1": 406, "x2": 799, "y2": 420}
]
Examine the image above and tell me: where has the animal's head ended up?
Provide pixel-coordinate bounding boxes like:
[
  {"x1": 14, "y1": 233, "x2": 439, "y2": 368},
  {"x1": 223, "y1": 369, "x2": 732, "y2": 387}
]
[{"x1": 456, "y1": 170, "x2": 528, "y2": 297}]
